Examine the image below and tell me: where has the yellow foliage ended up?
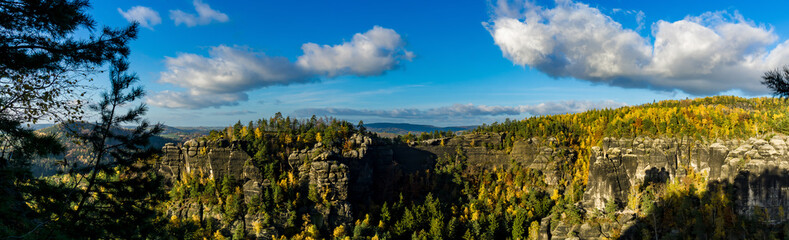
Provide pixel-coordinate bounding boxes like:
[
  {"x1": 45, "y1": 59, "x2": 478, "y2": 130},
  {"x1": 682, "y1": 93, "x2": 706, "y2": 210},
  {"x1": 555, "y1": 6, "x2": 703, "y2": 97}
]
[
  {"x1": 169, "y1": 215, "x2": 179, "y2": 224},
  {"x1": 333, "y1": 225, "x2": 346, "y2": 238},
  {"x1": 288, "y1": 171, "x2": 296, "y2": 186},
  {"x1": 528, "y1": 221, "x2": 540, "y2": 240},
  {"x1": 255, "y1": 127, "x2": 263, "y2": 139},
  {"x1": 213, "y1": 230, "x2": 227, "y2": 240},
  {"x1": 321, "y1": 186, "x2": 332, "y2": 203},
  {"x1": 253, "y1": 221, "x2": 263, "y2": 235},
  {"x1": 550, "y1": 189, "x2": 560, "y2": 201},
  {"x1": 279, "y1": 178, "x2": 288, "y2": 188},
  {"x1": 306, "y1": 225, "x2": 320, "y2": 238}
]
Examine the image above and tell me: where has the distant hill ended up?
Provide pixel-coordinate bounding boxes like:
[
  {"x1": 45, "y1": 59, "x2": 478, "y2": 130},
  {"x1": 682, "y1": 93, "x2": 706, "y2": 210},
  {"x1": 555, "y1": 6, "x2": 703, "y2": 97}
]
[
  {"x1": 31, "y1": 123, "x2": 216, "y2": 177},
  {"x1": 36, "y1": 123, "x2": 179, "y2": 148},
  {"x1": 364, "y1": 122, "x2": 475, "y2": 135},
  {"x1": 28, "y1": 123, "x2": 55, "y2": 130},
  {"x1": 159, "y1": 125, "x2": 223, "y2": 142}
]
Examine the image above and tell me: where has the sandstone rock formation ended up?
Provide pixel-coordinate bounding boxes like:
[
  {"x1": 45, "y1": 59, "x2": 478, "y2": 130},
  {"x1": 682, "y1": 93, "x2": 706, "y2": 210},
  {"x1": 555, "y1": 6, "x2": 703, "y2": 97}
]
[
  {"x1": 159, "y1": 133, "x2": 789, "y2": 239},
  {"x1": 584, "y1": 135, "x2": 789, "y2": 221}
]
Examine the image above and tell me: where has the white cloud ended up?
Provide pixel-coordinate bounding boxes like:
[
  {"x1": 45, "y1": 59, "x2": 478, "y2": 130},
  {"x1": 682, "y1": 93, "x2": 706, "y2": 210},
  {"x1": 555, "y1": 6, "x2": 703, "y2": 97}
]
[
  {"x1": 293, "y1": 100, "x2": 626, "y2": 119},
  {"x1": 297, "y1": 26, "x2": 414, "y2": 77},
  {"x1": 160, "y1": 45, "x2": 315, "y2": 94},
  {"x1": 147, "y1": 91, "x2": 247, "y2": 109},
  {"x1": 149, "y1": 26, "x2": 412, "y2": 109},
  {"x1": 170, "y1": 0, "x2": 228, "y2": 27},
  {"x1": 218, "y1": 110, "x2": 257, "y2": 116},
  {"x1": 486, "y1": 0, "x2": 788, "y2": 95},
  {"x1": 117, "y1": 6, "x2": 161, "y2": 30},
  {"x1": 150, "y1": 45, "x2": 313, "y2": 108},
  {"x1": 521, "y1": 100, "x2": 627, "y2": 115}
]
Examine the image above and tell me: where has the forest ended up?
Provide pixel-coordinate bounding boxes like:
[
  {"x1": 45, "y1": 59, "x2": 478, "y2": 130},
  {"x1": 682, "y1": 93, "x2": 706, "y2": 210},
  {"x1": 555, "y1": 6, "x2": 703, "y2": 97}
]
[{"x1": 159, "y1": 96, "x2": 787, "y2": 239}]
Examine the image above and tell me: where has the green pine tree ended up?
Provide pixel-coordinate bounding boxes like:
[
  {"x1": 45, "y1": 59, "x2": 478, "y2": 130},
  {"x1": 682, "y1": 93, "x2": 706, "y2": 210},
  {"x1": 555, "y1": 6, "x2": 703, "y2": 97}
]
[{"x1": 63, "y1": 58, "x2": 163, "y2": 239}]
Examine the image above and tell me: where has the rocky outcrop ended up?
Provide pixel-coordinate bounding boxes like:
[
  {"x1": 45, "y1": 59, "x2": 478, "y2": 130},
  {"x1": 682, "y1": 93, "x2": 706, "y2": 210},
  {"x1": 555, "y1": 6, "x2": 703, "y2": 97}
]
[
  {"x1": 159, "y1": 139, "x2": 255, "y2": 184},
  {"x1": 584, "y1": 135, "x2": 789, "y2": 222},
  {"x1": 413, "y1": 134, "x2": 574, "y2": 185},
  {"x1": 160, "y1": 135, "x2": 389, "y2": 238}
]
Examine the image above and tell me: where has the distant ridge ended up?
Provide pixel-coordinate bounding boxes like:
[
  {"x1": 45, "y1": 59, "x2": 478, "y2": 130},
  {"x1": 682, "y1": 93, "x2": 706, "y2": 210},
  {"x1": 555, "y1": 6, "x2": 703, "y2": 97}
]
[{"x1": 364, "y1": 122, "x2": 475, "y2": 135}]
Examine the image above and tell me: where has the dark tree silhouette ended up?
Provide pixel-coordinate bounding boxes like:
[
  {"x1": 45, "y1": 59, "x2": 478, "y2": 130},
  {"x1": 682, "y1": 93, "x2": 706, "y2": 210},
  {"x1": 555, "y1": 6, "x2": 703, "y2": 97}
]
[
  {"x1": 0, "y1": 0, "x2": 137, "y2": 124},
  {"x1": 0, "y1": 0, "x2": 141, "y2": 238},
  {"x1": 762, "y1": 66, "x2": 789, "y2": 98},
  {"x1": 0, "y1": 0, "x2": 136, "y2": 73},
  {"x1": 59, "y1": 58, "x2": 163, "y2": 239}
]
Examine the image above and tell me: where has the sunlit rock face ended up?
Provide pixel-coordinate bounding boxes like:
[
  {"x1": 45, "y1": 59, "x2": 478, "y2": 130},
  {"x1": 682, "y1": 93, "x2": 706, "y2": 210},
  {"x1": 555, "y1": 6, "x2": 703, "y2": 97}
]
[
  {"x1": 159, "y1": 139, "x2": 252, "y2": 183},
  {"x1": 583, "y1": 135, "x2": 789, "y2": 222}
]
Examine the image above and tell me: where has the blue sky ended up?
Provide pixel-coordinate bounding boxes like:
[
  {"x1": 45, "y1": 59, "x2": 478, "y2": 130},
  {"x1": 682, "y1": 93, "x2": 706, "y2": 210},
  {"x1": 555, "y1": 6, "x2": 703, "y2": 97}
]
[{"x1": 88, "y1": 0, "x2": 789, "y2": 126}]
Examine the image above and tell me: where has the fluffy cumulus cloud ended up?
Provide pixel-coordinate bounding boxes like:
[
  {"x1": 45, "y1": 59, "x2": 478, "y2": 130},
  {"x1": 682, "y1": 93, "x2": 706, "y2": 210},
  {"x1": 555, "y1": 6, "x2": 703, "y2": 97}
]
[
  {"x1": 117, "y1": 6, "x2": 161, "y2": 29},
  {"x1": 293, "y1": 100, "x2": 626, "y2": 119},
  {"x1": 486, "y1": 0, "x2": 789, "y2": 95},
  {"x1": 170, "y1": 0, "x2": 229, "y2": 27},
  {"x1": 297, "y1": 26, "x2": 415, "y2": 77},
  {"x1": 160, "y1": 46, "x2": 315, "y2": 94},
  {"x1": 148, "y1": 26, "x2": 412, "y2": 109}
]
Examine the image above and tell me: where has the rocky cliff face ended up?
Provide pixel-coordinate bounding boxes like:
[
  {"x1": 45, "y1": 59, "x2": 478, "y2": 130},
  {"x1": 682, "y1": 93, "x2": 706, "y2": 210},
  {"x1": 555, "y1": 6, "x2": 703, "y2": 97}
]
[
  {"x1": 584, "y1": 135, "x2": 789, "y2": 222},
  {"x1": 159, "y1": 139, "x2": 256, "y2": 184},
  {"x1": 412, "y1": 133, "x2": 575, "y2": 185},
  {"x1": 158, "y1": 133, "x2": 789, "y2": 239},
  {"x1": 159, "y1": 139, "x2": 261, "y2": 235},
  {"x1": 157, "y1": 133, "x2": 588, "y2": 238},
  {"x1": 159, "y1": 134, "x2": 393, "y2": 238}
]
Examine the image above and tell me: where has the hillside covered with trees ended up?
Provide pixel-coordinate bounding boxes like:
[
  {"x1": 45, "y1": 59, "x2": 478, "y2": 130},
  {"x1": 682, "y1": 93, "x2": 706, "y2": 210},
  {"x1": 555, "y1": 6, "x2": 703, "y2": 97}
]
[{"x1": 151, "y1": 96, "x2": 789, "y2": 239}]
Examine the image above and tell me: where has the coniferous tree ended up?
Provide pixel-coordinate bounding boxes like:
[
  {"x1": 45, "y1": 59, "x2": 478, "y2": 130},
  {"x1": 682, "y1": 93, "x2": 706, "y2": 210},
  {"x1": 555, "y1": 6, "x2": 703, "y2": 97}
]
[
  {"x1": 0, "y1": 0, "x2": 137, "y2": 123},
  {"x1": 0, "y1": 1, "x2": 137, "y2": 238},
  {"x1": 59, "y1": 58, "x2": 163, "y2": 239},
  {"x1": 512, "y1": 210, "x2": 527, "y2": 240},
  {"x1": 0, "y1": 118, "x2": 64, "y2": 238},
  {"x1": 762, "y1": 65, "x2": 789, "y2": 98}
]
